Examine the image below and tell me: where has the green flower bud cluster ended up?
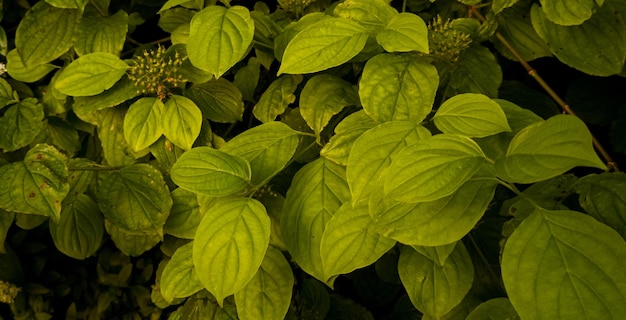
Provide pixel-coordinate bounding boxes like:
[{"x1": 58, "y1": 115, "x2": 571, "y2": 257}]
[
  {"x1": 428, "y1": 16, "x2": 473, "y2": 62},
  {"x1": 278, "y1": 0, "x2": 316, "y2": 13},
  {"x1": 0, "y1": 280, "x2": 21, "y2": 304},
  {"x1": 127, "y1": 46, "x2": 186, "y2": 100}
]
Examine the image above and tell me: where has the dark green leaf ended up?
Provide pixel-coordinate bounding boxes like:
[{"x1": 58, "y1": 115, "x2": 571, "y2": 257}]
[
  {"x1": 164, "y1": 188, "x2": 203, "y2": 239},
  {"x1": 445, "y1": 45, "x2": 502, "y2": 99},
  {"x1": 185, "y1": 78, "x2": 244, "y2": 123},
  {"x1": 494, "y1": 7, "x2": 552, "y2": 61},
  {"x1": 96, "y1": 107, "x2": 138, "y2": 166},
  {"x1": 105, "y1": 220, "x2": 161, "y2": 256},
  {"x1": 574, "y1": 173, "x2": 626, "y2": 238},
  {"x1": 0, "y1": 78, "x2": 16, "y2": 109},
  {"x1": 158, "y1": 7, "x2": 195, "y2": 33},
  {"x1": 49, "y1": 194, "x2": 103, "y2": 259},
  {"x1": 160, "y1": 242, "x2": 203, "y2": 302},
  {"x1": 74, "y1": 10, "x2": 128, "y2": 56},
  {"x1": 466, "y1": 298, "x2": 519, "y2": 320},
  {"x1": 253, "y1": 74, "x2": 302, "y2": 123},
  {"x1": 73, "y1": 77, "x2": 138, "y2": 123},
  {"x1": 0, "y1": 209, "x2": 15, "y2": 253},
  {"x1": 44, "y1": 0, "x2": 88, "y2": 9},
  {"x1": 0, "y1": 98, "x2": 45, "y2": 152}
]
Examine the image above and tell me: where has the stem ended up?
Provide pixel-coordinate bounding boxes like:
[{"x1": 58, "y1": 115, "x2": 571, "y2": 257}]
[
  {"x1": 89, "y1": 0, "x2": 108, "y2": 16},
  {"x1": 470, "y1": 8, "x2": 621, "y2": 173},
  {"x1": 402, "y1": 0, "x2": 407, "y2": 13}
]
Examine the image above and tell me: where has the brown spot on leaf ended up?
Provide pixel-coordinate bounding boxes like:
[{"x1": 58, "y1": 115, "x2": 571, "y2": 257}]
[{"x1": 28, "y1": 192, "x2": 36, "y2": 198}]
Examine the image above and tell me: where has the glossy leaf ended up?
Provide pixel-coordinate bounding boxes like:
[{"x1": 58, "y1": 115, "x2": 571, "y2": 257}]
[
  {"x1": 502, "y1": 208, "x2": 626, "y2": 319},
  {"x1": 252, "y1": 75, "x2": 302, "y2": 123},
  {"x1": 466, "y1": 298, "x2": 519, "y2": 320},
  {"x1": 162, "y1": 95, "x2": 202, "y2": 150},
  {"x1": 98, "y1": 163, "x2": 172, "y2": 233},
  {"x1": 539, "y1": 0, "x2": 603, "y2": 26},
  {"x1": 377, "y1": 12, "x2": 429, "y2": 53},
  {"x1": 359, "y1": 53, "x2": 438, "y2": 123},
  {"x1": 187, "y1": 6, "x2": 254, "y2": 78},
  {"x1": 160, "y1": 242, "x2": 203, "y2": 303},
  {"x1": 398, "y1": 243, "x2": 474, "y2": 318},
  {"x1": 170, "y1": 147, "x2": 251, "y2": 196},
  {"x1": 97, "y1": 108, "x2": 137, "y2": 166},
  {"x1": 123, "y1": 98, "x2": 164, "y2": 152},
  {"x1": 0, "y1": 98, "x2": 45, "y2": 152},
  {"x1": 333, "y1": 0, "x2": 398, "y2": 33},
  {"x1": 384, "y1": 134, "x2": 486, "y2": 203},
  {"x1": 278, "y1": 17, "x2": 368, "y2": 75},
  {"x1": 74, "y1": 10, "x2": 128, "y2": 56},
  {"x1": 495, "y1": 115, "x2": 606, "y2": 184},
  {"x1": 220, "y1": 122, "x2": 300, "y2": 185},
  {"x1": 320, "y1": 110, "x2": 378, "y2": 165},
  {"x1": 193, "y1": 197, "x2": 270, "y2": 306},
  {"x1": 105, "y1": 220, "x2": 161, "y2": 256},
  {"x1": 185, "y1": 78, "x2": 244, "y2": 123},
  {"x1": 574, "y1": 173, "x2": 626, "y2": 238},
  {"x1": 164, "y1": 188, "x2": 203, "y2": 239},
  {"x1": 434, "y1": 93, "x2": 511, "y2": 137},
  {"x1": 49, "y1": 194, "x2": 103, "y2": 259},
  {"x1": 281, "y1": 157, "x2": 351, "y2": 281},
  {"x1": 234, "y1": 246, "x2": 294, "y2": 320},
  {"x1": 55, "y1": 53, "x2": 129, "y2": 96}
]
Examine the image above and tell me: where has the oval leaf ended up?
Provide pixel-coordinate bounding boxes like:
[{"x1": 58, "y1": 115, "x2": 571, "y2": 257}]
[
  {"x1": 434, "y1": 93, "x2": 511, "y2": 137},
  {"x1": 0, "y1": 98, "x2": 45, "y2": 152},
  {"x1": 377, "y1": 12, "x2": 429, "y2": 53},
  {"x1": 75, "y1": 10, "x2": 128, "y2": 56},
  {"x1": 539, "y1": 0, "x2": 601, "y2": 26},
  {"x1": 160, "y1": 242, "x2": 204, "y2": 303},
  {"x1": 123, "y1": 97, "x2": 164, "y2": 151},
  {"x1": 5, "y1": 49, "x2": 55, "y2": 83},
  {"x1": 55, "y1": 53, "x2": 129, "y2": 96},
  {"x1": 49, "y1": 194, "x2": 103, "y2": 259},
  {"x1": 162, "y1": 95, "x2": 202, "y2": 150},
  {"x1": 333, "y1": 0, "x2": 398, "y2": 33},
  {"x1": 105, "y1": 220, "x2": 161, "y2": 256},
  {"x1": 185, "y1": 78, "x2": 245, "y2": 123}
]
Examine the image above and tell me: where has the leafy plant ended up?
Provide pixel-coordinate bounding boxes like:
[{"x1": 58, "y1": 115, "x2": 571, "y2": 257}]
[{"x1": 1, "y1": 0, "x2": 625, "y2": 319}]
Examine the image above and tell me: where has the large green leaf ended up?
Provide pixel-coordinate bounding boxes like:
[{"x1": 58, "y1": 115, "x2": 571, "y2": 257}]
[
  {"x1": 278, "y1": 17, "x2": 369, "y2": 75},
  {"x1": 97, "y1": 107, "x2": 138, "y2": 166},
  {"x1": 123, "y1": 97, "x2": 164, "y2": 152},
  {"x1": 359, "y1": 53, "x2": 438, "y2": 123},
  {"x1": 273, "y1": 12, "x2": 326, "y2": 62},
  {"x1": 332, "y1": 0, "x2": 398, "y2": 34},
  {"x1": 445, "y1": 45, "x2": 502, "y2": 99},
  {"x1": 98, "y1": 164, "x2": 172, "y2": 233},
  {"x1": 55, "y1": 53, "x2": 129, "y2": 96},
  {"x1": 376, "y1": 12, "x2": 429, "y2": 53},
  {"x1": 501, "y1": 208, "x2": 626, "y2": 319},
  {"x1": 74, "y1": 10, "x2": 128, "y2": 56},
  {"x1": 49, "y1": 194, "x2": 103, "y2": 259},
  {"x1": 164, "y1": 188, "x2": 203, "y2": 239},
  {"x1": 411, "y1": 243, "x2": 458, "y2": 267},
  {"x1": 187, "y1": 6, "x2": 254, "y2": 78},
  {"x1": 495, "y1": 114, "x2": 606, "y2": 184},
  {"x1": 15, "y1": 2, "x2": 80, "y2": 66},
  {"x1": 384, "y1": 134, "x2": 486, "y2": 203},
  {"x1": 170, "y1": 147, "x2": 251, "y2": 196},
  {"x1": 465, "y1": 298, "x2": 519, "y2": 320},
  {"x1": 105, "y1": 220, "x2": 161, "y2": 256},
  {"x1": 252, "y1": 75, "x2": 302, "y2": 123},
  {"x1": 347, "y1": 121, "x2": 431, "y2": 205},
  {"x1": 531, "y1": 3, "x2": 625, "y2": 76},
  {"x1": 494, "y1": 7, "x2": 552, "y2": 62},
  {"x1": 193, "y1": 197, "x2": 270, "y2": 306},
  {"x1": 320, "y1": 110, "x2": 377, "y2": 165},
  {"x1": 162, "y1": 95, "x2": 202, "y2": 150},
  {"x1": 398, "y1": 243, "x2": 474, "y2": 318},
  {"x1": 281, "y1": 157, "x2": 351, "y2": 281},
  {"x1": 0, "y1": 98, "x2": 45, "y2": 152},
  {"x1": 160, "y1": 242, "x2": 204, "y2": 303},
  {"x1": 185, "y1": 78, "x2": 245, "y2": 123},
  {"x1": 234, "y1": 246, "x2": 294, "y2": 320},
  {"x1": 320, "y1": 202, "x2": 396, "y2": 284},
  {"x1": 220, "y1": 122, "x2": 300, "y2": 186},
  {"x1": 574, "y1": 173, "x2": 626, "y2": 238},
  {"x1": 433, "y1": 93, "x2": 511, "y2": 138},
  {"x1": 539, "y1": 0, "x2": 603, "y2": 26},
  {"x1": 5, "y1": 49, "x2": 56, "y2": 83},
  {"x1": 73, "y1": 78, "x2": 138, "y2": 123}
]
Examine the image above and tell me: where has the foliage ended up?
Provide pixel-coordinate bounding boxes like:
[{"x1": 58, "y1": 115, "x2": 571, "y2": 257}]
[{"x1": 1, "y1": 0, "x2": 625, "y2": 319}]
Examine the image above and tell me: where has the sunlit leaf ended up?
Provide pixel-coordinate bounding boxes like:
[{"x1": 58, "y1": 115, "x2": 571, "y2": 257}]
[
  {"x1": 377, "y1": 12, "x2": 429, "y2": 53},
  {"x1": 97, "y1": 107, "x2": 138, "y2": 166},
  {"x1": 123, "y1": 97, "x2": 164, "y2": 152},
  {"x1": 333, "y1": 0, "x2": 398, "y2": 33},
  {"x1": 433, "y1": 93, "x2": 511, "y2": 138},
  {"x1": 49, "y1": 194, "x2": 103, "y2": 259},
  {"x1": 45, "y1": 0, "x2": 89, "y2": 9},
  {"x1": 160, "y1": 242, "x2": 203, "y2": 303},
  {"x1": 162, "y1": 95, "x2": 202, "y2": 150},
  {"x1": 321, "y1": 110, "x2": 377, "y2": 166},
  {"x1": 539, "y1": 0, "x2": 603, "y2": 26},
  {"x1": 411, "y1": 243, "x2": 458, "y2": 267},
  {"x1": 73, "y1": 77, "x2": 138, "y2": 123},
  {"x1": 0, "y1": 78, "x2": 16, "y2": 109},
  {"x1": 55, "y1": 53, "x2": 129, "y2": 97},
  {"x1": 5, "y1": 49, "x2": 56, "y2": 83},
  {"x1": 252, "y1": 75, "x2": 302, "y2": 123}
]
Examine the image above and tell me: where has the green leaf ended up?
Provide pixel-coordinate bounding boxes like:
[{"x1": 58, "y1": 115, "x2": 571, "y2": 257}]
[
  {"x1": 398, "y1": 243, "x2": 474, "y2": 319},
  {"x1": 49, "y1": 194, "x2": 103, "y2": 259},
  {"x1": 539, "y1": 0, "x2": 603, "y2": 26},
  {"x1": 162, "y1": 95, "x2": 202, "y2": 150},
  {"x1": 150, "y1": 137, "x2": 185, "y2": 171},
  {"x1": 359, "y1": 53, "x2": 438, "y2": 123},
  {"x1": 105, "y1": 220, "x2": 161, "y2": 256},
  {"x1": 73, "y1": 77, "x2": 138, "y2": 123},
  {"x1": 65, "y1": 158, "x2": 96, "y2": 203},
  {"x1": 160, "y1": 242, "x2": 204, "y2": 303},
  {"x1": 433, "y1": 93, "x2": 511, "y2": 138},
  {"x1": 170, "y1": 147, "x2": 251, "y2": 196},
  {"x1": 492, "y1": 0, "x2": 520, "y2": 14},
  {"x1": 159, "y1": 7, "x2": 195, "y2": 33},
  {"x1": 411, "y1": 243, "x2": 458, "y2": 267},
  {"x1": 96, "y1": 107, "x2": 137, "y2": 166},
  {"x1": 281, "y1": 157, "x2": 351, "y2": 281},
  {"x1": 466, "y1": 298, "x2": 519, "y2": 320},
  {"x1": 273, "y1": 12, "x2": 326, "y2": 62},
  {"x1": 55, "y1": 53, "x2": 128, "y2": 97},
  {"x1": 0, "y1": 209, "x2": 15, "y2": 253},
  {"x1": 252, "y1": 75, "x2": 302, "y2": 123},
  {"x1": 74, "y1": 10, "x2": 128, "y2": 56},
  {"x1": 495, "y1": 115, "x2": 606, "y2": 184},
  {"x1": 347, "y1": 121, "x2": 431, "y2": 205},
  {"x1": 531, "y1": 3, "x2": 625, "y2": 76},
  {"x1": 185, "y1": 78, "x2": 244, "y2": 123},
  {"x1": 233, "y1": 57, "x2": 261, "y2": 103},
  {"x1": 187, "y1": 6, "x2": 254, "y2": 78},
  {"x1": 5, "y1": 49, "x2": 55, "y2": 83},
  {"x1": 0, "y1": 78, "x2": 16, "y2": 109},
  {"x1": 38, "y1": 118, "x2": 81, "y2": 155},
  {"x1": 193, "y1": 197, "x2": 270, "y2": 306},
  {"x1": 333, "y1": 0, "x2": 398, "y2": 34},
  {"x1": 123, "y1": 98, "x2": 164, "y2": 152},
  {"x1": 98, "y1": 163, "x2": 172, "y2": 233},
  {"x1": 372, "y1": 178, "x2": 497, "y2": 246},
  {"x1": 220, "y1": 122, "x2": 300, "y2": 186},
  {"x1": 0, "y1": 98, "x2": 45, "y2": 152},
  {"x1": 494, "y1": 7, "x2": 552, "y2": 62},
  {"x1": 501, "y1": 208, "x2": 626, "y2": 319},
  {"x1": 278, "y1": 17, "x2": 369, "y2": 75},
  {"x1": 445, "y1": 45, "x2": 502, "y2": 99},
  {"x1": 234, "y1": 246, "x2": 295, "y2": 320},
  {"x1": 320, "y1": 202, "x2": 396, "y2": 283},
  {"x1": 300, "y1": 75, "x2": 360, "y2": 141},
  {"x1": 320, "y1": 110, "x2": 377, "y2": 166},
  {"x1": 377, "y1": 12, "x2": 429, "y2": 53},
  {"x1": 45, "y1": 0, "x2": 88, "y2": 9},
  {"x1": 574, "y1": 173, "x2": 626, "y2": 238},
  {"x1": 0, "y1": 144, "x2": 69, "y2": 220},
  {"x1": 384, "y1": 134, "x2": 486, "y2": 203},
  {"x1": 15, "y1": 2, "x2": 80, "y2": 66},
  {"x1": 164, "y1": 188, "x2": 203, "y2": 239}
]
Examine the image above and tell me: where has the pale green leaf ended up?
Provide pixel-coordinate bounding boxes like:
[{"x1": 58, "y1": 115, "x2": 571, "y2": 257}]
[
  {"x1": 234, "y1": 246, "x2": 294, "y2": 320},
  {"x1": 273, "y1": 12, "x2": 326, "y2": 62},
  {"x1": 96, "y1": 107, "x2": 138, "y2": 166},
  {"x1": 575, "y1": 173, "x2": 626, "y2": 238},
  {"x1": 494, "y1": 7, "x2": 552, "y2": 61},
  {"x1": 188, "y1": 6, "x2": 255, "y2": 78},
  {"x1": 162, "y1": 95, "x2": 202, "y2": 150},
  {"x1": 495, "y1": 115, "x2": 606, "y2": 184},
  {"x1": 398, "y1": 243, "x2": 474, "y2": 318},
  {"x1": 466, "y1": 298, "x2": 519, "y2": 320},
  {"x1": 45, "y1": 0, "x2": 88, "y2": 9},
  {"x1": 384, "y1": 134, "x2": 486, "y2": 203},
  {"x1": 278, "y1": 17, "x2": 369, "y2": 75},
  {"x1": 164, "y1": 188, "x2": 203, "y2": 239},
  {"x1": 347, "y1": 121, "x2": 431, "y2": 205},
  {"x1": 74, "y1": 10, "x2": 128, "y2": 56},
  {"x1": 320, "y1": 202, "x2": 396, "y2": 283},
  {"x1": 55, "y1": 53, "x2": 129, "y2": 97},
  {"x1": 161, "y1": 242, "x2": 204, "y2": 302},
  {"x1": 170, "y1": 147, "x2": 251, "y2": 196},
  {"x1": 193, "y1": 197, "x2": 270, "y2": 306},
  {"x1": 105, "y1": 220, "x2": 161, "y2": 256},
  {"x1": 502, "y1": 208, "x2": 626, "y2": 319},
  {"x1": 445, "y1": 45, "x2": 502, "y2": 99},
  {"x1": 377, "y1": 12, "x2": 429, "y2": 53},
  {"x1": 359, "y1": 53, "x2": 438, "y2": 123},
  {"x1": 123, "y1": 97, "x2": 164, "y2": 152},
  {"x1": 411, "y1": 243, "x2": 457, "y2": 267},
  {"x1": 333, "y1": 0, "x2": 398, "y2": 33},
  {"x1": 5, "y1": 49, "x2": 56, "y2": 83},
  {"x1": 434, "y1": 93, "x2": 511, "y2": 137},
  {"x1": 320, "y1": 110, "x2": 377, "y2": 165},
  {"x1": 0, "y1": 98, "x2": 45, "y2": 152},
  {"x1": 73, "y1": 77, "x2": 138, "y2": 123},
  {"x1": 49, "y1": 194, "x2": 103, "y2": 259},
  {"x1": 539, "y1": 0, "x2": 603, "y2": 26},
  {"x1": 0, "y1": 78, "x2": 16, "y2": 109},
  {"x1": 15, "y1": 2, "x2": 80, "y2": 66},
  {"x1": 492, "y1": 0, "x2": 520, "y2": 14},
  {"x1": 185, "y1": 78, "x2": 244, "y2": 123},
  {"x1": 252, "y1": 75, "x2": 302, "y2": 123},
  {"x1": 281, "y1": 157, "x2": 351, "y2": 281},
  {"x1": 98, "y1": 163, "x2": 172, "y2": 233},
  {"x1": 220, "y1": 122, "x2": 300, "y2": 186},
  {"x1": 0, "y1": 209, "x2": 14, "y2": 253}
]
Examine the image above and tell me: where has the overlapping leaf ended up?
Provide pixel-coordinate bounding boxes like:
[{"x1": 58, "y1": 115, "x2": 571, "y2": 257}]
[
  {"x1": 55, "y1": 53, "x2": 129, "y2": 96},
  {"x1": 320, "y1": 110, "x2": 377, "y2": 165},
  {"x1": 333, "y1": 0, "x2": 398, "y2": 33},
  {"x1": 123, "y1": 97, "x2": 164, "y2": 152},
  {"x1": 574, "y1": 173, "x2": 626, "y2": 238},
  {"x1": 0, "y1": 98, "x2": 45, "y2": 152},
  {"x1": 163, "y1": 188, "x2": 203, "y2": 239},
  {"x1": 377, "y1": 12, "x2": 429, "y2": 53},
  {"x1": 433, "y1": 93, "x2": 511, "y2": 137},
  {"x1": 539, "y1": 0, "x2": 603, "y2": 26},
  {"x1": 160, "y1": 242, "x2": 204, "y2": 303},
  {"x1": 162, "y1": 95, "x2": 202, "y2": 150},
  {"x1": 74, "y1": 10, "x2": 128, "y2": 56},
  {"x1": 185, "y1": 78, "x2": 245, "y2": 123},
  {"x1": 252, "y1": 75, "x2": 302, "y2": 123},
  {"x1": 49, "y1": 194, "x2": 103, "y2": 259}
]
